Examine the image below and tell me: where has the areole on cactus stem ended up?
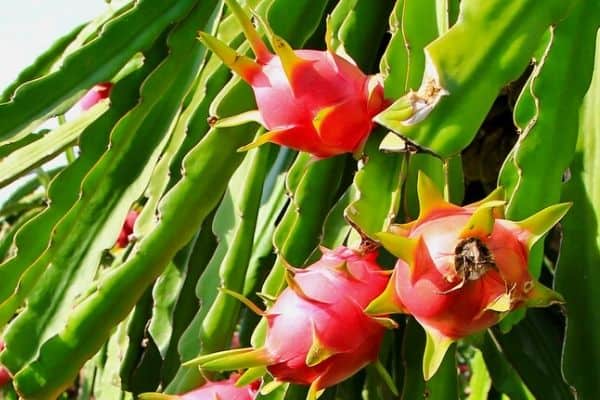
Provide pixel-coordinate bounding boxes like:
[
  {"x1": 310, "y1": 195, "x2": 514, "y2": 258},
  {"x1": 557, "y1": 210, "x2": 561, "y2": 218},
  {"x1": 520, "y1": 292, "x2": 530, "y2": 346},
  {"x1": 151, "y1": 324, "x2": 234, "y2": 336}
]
[
  {"x1": 366, "y1": 171, "x2": 570, "y2": 380},
  {"x1": 198, "y1": 0, "x2": 386, "y2": 158},
  {"x1": 183, "y1": 246, "x2": 396, "y2": 400}
]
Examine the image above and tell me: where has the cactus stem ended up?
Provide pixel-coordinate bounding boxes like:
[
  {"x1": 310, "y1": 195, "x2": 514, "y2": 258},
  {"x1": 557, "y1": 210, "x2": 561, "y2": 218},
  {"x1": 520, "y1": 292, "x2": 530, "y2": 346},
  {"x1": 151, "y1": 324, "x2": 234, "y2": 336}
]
[{"x1": 372, "y1": 359, "x2": 399, "y2": 396}]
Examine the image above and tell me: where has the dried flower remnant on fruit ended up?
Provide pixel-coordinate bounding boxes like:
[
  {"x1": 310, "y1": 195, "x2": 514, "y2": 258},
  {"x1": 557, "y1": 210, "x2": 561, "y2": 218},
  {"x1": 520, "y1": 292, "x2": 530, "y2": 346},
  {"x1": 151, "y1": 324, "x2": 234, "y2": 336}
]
[
  {"x1": 198, "y1": 0, "x2": 387, "y2": 158},
  {"x1": 367, "y1": 172, "x2": 570, "y2": 379},
  {"x1": 454, "y1": 237, "x2": 497, "y2": 282}
]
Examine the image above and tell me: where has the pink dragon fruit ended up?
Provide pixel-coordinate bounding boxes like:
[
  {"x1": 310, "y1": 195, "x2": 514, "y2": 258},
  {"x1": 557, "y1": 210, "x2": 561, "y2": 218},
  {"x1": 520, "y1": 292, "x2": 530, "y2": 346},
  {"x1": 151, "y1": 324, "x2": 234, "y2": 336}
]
[
  {"x1": 198, "y1": 0, "x2": 386, "y2": 158},
  {"x1": 367, "y1": 172, "x2": 570, "y2": 379},
  {"x1": 114, "y1": 210, "x2": 139, "y2": 249},
  {"x1": 139, "y1": 374, "x2": 259, "y2": 400},
  {"x1": 0, "y1": 341, "x2": 10, "y2": 388},
  {"x1": 79, "y1": 82, "x2": 112, "y2": 110},
  {"x1": 185, "y1": 246, "x2": 391, "y2": 399}
]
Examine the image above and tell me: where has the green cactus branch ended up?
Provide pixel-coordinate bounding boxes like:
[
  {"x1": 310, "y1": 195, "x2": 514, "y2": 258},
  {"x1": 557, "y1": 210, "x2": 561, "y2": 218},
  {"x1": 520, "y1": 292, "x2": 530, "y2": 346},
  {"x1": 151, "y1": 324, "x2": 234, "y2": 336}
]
[{"x1": 377, "y1": 0, "x2": 577, "y2": 158}]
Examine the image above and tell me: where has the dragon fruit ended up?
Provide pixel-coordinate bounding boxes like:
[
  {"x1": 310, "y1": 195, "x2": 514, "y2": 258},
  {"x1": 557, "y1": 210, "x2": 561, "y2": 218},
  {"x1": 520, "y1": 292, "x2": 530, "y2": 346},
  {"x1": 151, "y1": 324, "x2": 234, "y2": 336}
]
[
  {"x1": 198, "y1": 0, "x2": 386, "y2": 158},
  {"x1": 185, "y1": 246, "x2": 391, "y2": 399},
  {"x1": 0, "y1": 341, "x2": 10, "y2": 388},
  {"x1": 139, "y1": 374, "x2": 259, "y2": 400},
  {"x1": 115, "y1": 210, "x2": 139, "y2": 249},
  {"x1": 79, "y1": 82, "x2": 112, "y2": 110},
  {"x1": 367, "y1": 172, "x2": 570, "y2": 379}
]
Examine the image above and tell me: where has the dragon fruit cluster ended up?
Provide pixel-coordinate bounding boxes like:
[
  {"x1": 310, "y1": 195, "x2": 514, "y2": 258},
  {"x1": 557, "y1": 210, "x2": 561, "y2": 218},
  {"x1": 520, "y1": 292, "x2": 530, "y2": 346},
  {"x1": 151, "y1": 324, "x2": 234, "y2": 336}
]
[{"x1": 175, "y1": 0, "x2": 570, "y2": 397}]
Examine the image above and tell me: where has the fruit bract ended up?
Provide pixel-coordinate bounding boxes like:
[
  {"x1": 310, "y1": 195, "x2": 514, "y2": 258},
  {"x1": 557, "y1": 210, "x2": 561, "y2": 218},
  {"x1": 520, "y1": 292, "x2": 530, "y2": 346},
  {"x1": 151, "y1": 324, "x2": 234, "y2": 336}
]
[
  {"x1": 0, "y1": 341, "x2": 11, "y2": 388},
  {"x1": 139, "y1": 374, "x2": 259, "y2": 400},
  {"x1": 367, "y1": 172, "x2": 570, "y2": 379},
  {"x1": 79, "y1": 82, "x2": 112, "y2": 110},
  {"x1": 115, "y1": 210, "x2": 139, "y2": 249},
  {"x1": 185, "y1": 246, "x2": 390, "y2": 399},
  {"x1": 198, "y1": 0, "x2": 386, "y2": 158}
]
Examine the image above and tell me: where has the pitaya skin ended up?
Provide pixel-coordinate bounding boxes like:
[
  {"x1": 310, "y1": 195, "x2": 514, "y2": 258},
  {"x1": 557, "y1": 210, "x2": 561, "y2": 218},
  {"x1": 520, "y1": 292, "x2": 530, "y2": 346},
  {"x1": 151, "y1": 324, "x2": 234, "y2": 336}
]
[
  {"x1": 180, "y1": 375, "x2": 259, "y2": 400},
  {"x1": 395, "y1": 217, "x2": 531, "y2": 339},
  {"x1": 198, "y1": 0, "x2": 386, "y2": 158},
  {"x1": 0, "y1": 341, "x2": 11, "y2": 388},
  {"x1": 263, "y1": 247, "x2": 388, "y2": 388},
  {"x1": 139, "y1": 375, "x2": 259, "y2": 400},
  {"x1": 79, "y1": 82, "x2": 112, "y2": 111},
  {"x1": 115, "y1": 210, "x2": 139, "y2": 248},
  {"x1": 186, "y1": 246, "x2": 391, "y2": 398},
  {"x1": 367, "y1": 171, "x2": 571, "y2": 379}
]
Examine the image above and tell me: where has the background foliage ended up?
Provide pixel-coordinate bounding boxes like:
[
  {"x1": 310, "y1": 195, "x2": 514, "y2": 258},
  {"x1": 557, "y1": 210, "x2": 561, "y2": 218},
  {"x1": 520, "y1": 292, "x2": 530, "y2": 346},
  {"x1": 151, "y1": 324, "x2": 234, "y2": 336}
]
[{"x1": 0, "y1": 0, "x2": 598, "y2": 399}]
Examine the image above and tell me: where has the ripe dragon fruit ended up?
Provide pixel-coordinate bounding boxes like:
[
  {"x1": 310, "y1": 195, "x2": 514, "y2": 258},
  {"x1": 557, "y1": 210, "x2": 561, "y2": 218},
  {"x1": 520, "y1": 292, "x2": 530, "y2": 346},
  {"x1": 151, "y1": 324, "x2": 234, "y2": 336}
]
[
  {"x1": 367, "y1": 172, "x2": 570, "y2": 379},
  {"x1": 115, "y1": 210, "x2": 139, "y2": 249},
  {"x1": 139, "y1": 374, "x2": 259, "y2": 400},
  {"x1": 79, "y1": 82, "x2": 112, "y2": 110},
  {"x1": 198, "y1": 0, "x2": 386, "y2": 158},
  {"x1": 184, "y1": 246, "x2": 391, "y2": 399}
]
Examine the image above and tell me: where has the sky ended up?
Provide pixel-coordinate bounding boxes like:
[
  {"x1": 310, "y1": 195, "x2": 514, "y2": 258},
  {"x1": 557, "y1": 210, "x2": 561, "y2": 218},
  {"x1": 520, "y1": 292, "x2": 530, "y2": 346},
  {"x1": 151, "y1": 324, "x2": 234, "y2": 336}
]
[{"x1": 0, "y1": 1, "x2": 107, "y2": 90}]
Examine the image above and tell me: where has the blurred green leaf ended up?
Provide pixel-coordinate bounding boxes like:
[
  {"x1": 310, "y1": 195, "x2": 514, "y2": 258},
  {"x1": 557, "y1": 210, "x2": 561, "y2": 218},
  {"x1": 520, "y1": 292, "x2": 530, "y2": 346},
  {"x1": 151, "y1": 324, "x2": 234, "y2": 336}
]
[{"x1": 555, "y1": 23, "x2": 600, "y2": 400}]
